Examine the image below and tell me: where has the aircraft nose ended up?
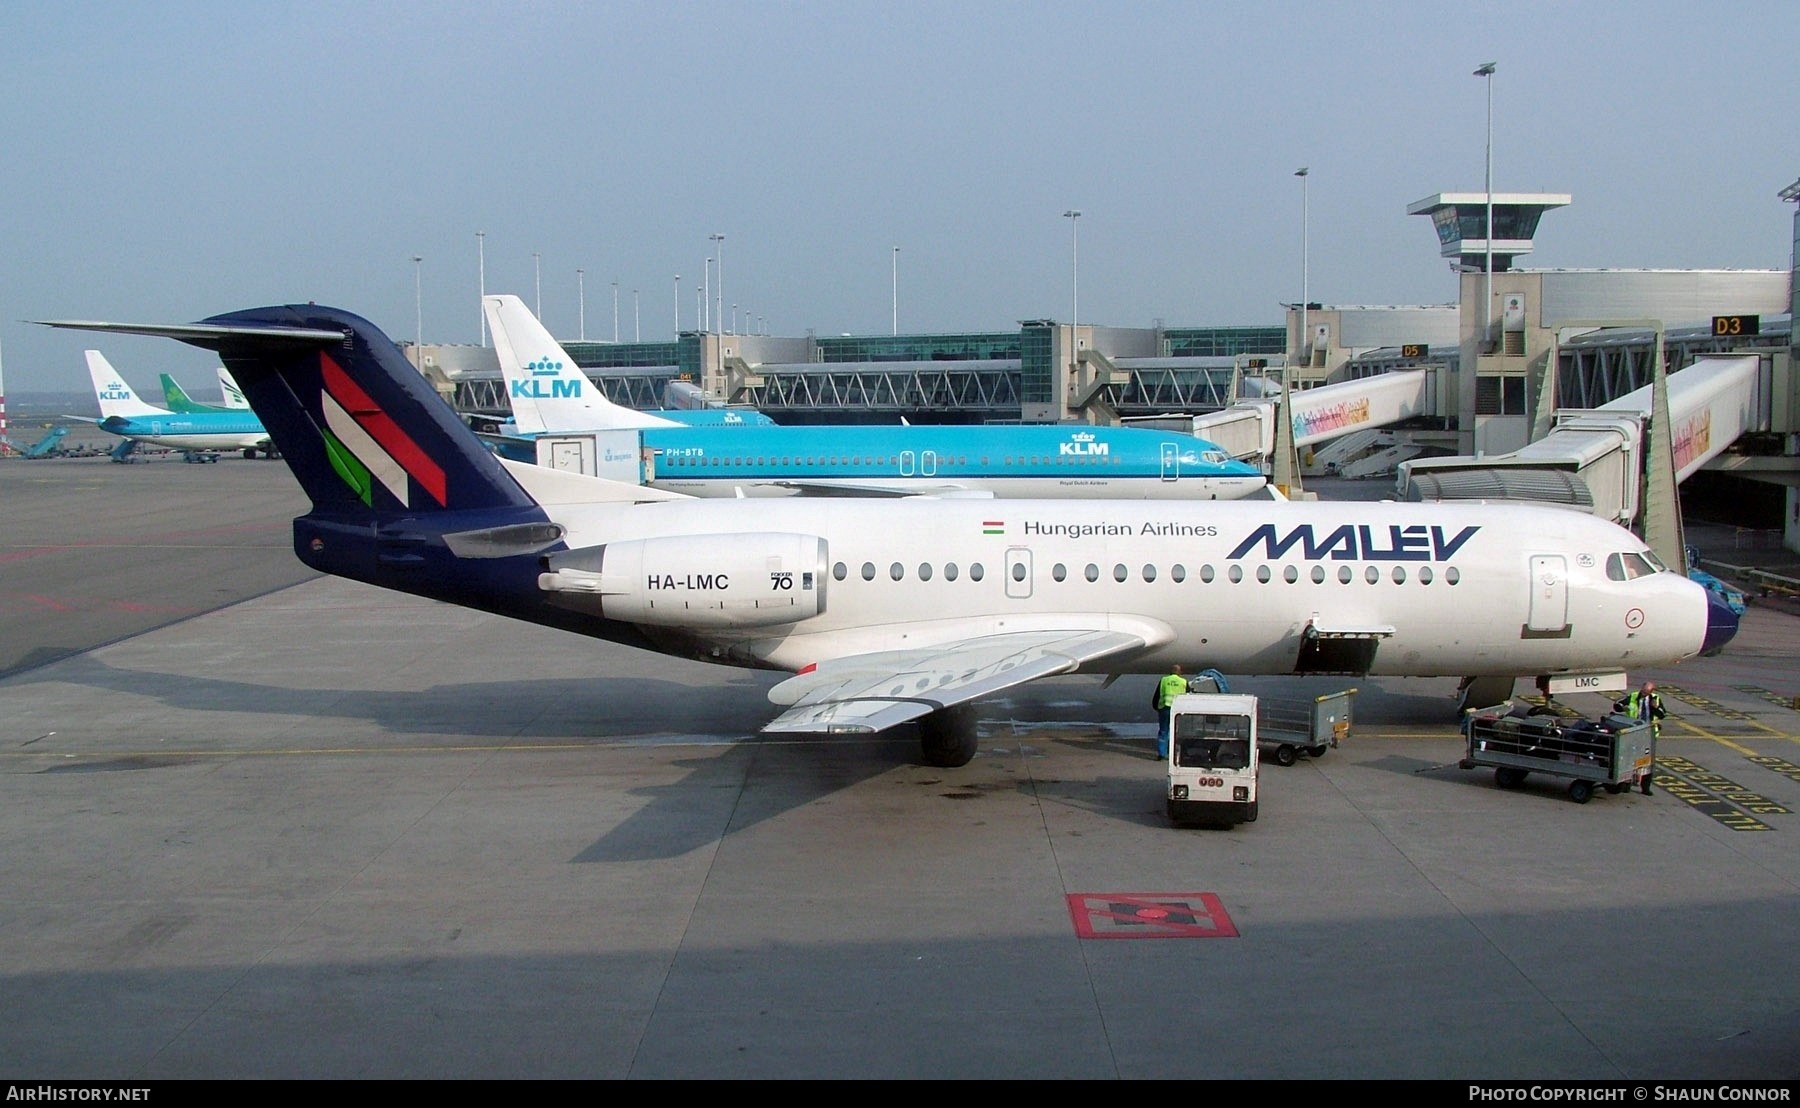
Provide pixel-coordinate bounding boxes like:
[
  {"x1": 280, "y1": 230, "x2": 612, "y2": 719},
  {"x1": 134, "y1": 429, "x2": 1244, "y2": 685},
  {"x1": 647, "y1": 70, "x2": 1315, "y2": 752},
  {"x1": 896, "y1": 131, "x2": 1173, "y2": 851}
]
[{"x1": 1700, "y1": 588, "x2": 1740, "y2": 657}]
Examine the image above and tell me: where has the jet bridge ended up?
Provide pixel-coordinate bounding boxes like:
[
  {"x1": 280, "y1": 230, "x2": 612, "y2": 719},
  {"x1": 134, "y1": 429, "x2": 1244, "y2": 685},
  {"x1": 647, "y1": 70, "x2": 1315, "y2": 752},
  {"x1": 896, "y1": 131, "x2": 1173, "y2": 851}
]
[
  {"x1": 1397, "y1": 354, "x2": 1767, "y2": 524},
  {"x1": 1125, "y1": 369, "x2": 1438, "y2": 466}
]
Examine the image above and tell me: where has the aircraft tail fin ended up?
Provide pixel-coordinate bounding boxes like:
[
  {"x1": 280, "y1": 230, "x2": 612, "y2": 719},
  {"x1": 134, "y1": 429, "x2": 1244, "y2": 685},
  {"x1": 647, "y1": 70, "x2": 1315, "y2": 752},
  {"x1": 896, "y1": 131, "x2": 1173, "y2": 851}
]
[
  {"x1": 55, "y1": 308, "x2": 543, "y2": 521},
  {"x1": 86, "y1": 350, "x2": 169, "y2": 419},
  {"x1": 159, "y1": 372, "x2": 208, "y2": 412},
  {"x1": 483, "y1": 294, "x2": 677, "y2": 434},
  {"x1": 217, "y1": 367, "x2": 250, "y2": 409},
  {"x1": 40, "y1": 305, "x2": 689, "y2": 636}
]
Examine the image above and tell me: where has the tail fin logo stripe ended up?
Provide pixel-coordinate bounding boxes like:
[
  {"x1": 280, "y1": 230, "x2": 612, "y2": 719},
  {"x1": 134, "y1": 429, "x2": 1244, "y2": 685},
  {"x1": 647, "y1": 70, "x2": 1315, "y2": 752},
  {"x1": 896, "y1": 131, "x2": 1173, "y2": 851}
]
[
  {"x1": 322, "y1": 392, "x2": 410, "y2": 507},
  {"x1": 321, "y1": 429, "x2": 378, "y2": 506},
  {"x1": 320, "y1": 354, "x2": 447, "y2": 507}
]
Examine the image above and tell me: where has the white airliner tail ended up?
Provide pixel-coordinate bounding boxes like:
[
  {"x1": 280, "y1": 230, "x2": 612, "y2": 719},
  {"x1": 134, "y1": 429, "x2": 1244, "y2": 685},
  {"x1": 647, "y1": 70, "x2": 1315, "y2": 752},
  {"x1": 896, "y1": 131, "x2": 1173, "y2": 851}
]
[
  {"x1": 484, "y1": 294, "x2": 678, "y2": 434},
  {"x1": 218, "y1": 367, "x2": 250, "y2": 409},
  {"x1": 86, "y1": 350, "x2": 170, "y2": 419}
]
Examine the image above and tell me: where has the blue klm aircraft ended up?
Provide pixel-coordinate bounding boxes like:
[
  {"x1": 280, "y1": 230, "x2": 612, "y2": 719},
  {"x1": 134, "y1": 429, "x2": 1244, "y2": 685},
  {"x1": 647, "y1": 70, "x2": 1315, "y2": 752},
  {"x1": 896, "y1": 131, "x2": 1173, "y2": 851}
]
[
  {"x1": 71, "y1": 349, "x2": 277, "y2": 461},
  {"x1": 482, "y1": 294, "x2": 1266, "y2": 500}
]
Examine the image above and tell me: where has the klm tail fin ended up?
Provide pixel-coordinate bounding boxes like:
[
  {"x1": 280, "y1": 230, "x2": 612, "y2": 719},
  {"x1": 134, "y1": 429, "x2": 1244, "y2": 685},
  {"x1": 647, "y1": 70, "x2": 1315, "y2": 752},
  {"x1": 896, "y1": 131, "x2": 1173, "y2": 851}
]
[
  {"x1": 483, "y1": 294, "x2": 677, "y2": 434},
  {"x1": 86, "y1": 350, "x2": 169, "y2": 419}
]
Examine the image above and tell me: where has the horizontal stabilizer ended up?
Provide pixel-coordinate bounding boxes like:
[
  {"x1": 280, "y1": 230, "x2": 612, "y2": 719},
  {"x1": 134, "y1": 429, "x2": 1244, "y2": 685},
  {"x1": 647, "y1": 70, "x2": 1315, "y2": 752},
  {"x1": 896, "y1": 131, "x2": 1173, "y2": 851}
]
[{"x1": 39, "y1": 319, "x2": 347, "y2": 351}]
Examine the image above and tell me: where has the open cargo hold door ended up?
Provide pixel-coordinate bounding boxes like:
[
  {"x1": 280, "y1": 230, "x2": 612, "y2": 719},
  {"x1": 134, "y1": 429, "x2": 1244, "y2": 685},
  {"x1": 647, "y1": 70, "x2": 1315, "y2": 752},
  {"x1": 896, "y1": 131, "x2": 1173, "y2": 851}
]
[{"x1": 1293, "y1": 619, "x2": 1393, "y2": 675}]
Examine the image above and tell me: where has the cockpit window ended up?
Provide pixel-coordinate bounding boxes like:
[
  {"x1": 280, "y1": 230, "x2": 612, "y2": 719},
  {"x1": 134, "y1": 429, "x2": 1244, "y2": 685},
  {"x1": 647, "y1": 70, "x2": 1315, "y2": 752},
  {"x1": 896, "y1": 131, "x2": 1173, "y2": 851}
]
[{"x1": 1606, "y1": 552, "x2": 1661, "y2": 581}]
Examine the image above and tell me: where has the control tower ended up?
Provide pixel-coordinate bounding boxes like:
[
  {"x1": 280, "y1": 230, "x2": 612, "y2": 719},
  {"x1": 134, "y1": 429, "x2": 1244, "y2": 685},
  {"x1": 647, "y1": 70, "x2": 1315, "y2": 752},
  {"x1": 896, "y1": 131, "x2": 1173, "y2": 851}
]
[{"x1": 1406, "y1": 192, "x2": 1571, "y2": 273}]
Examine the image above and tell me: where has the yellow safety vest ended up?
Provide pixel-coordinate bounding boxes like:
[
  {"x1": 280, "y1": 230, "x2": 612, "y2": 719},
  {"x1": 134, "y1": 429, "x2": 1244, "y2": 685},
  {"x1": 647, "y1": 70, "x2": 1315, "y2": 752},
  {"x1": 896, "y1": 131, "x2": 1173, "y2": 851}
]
[{"x1": 1158, "y1": 673, "x2": 1187, "y2": 708}]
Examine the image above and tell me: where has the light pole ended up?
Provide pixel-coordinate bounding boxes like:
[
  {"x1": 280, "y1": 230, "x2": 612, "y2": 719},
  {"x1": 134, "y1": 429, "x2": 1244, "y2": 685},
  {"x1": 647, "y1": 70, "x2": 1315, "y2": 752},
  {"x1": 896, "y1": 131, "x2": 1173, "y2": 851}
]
[
  {"x1": 476, "y1": 231, "x2": 487, "y2": 344},
  {"x1": 1475, "y1": 61, "x2": 1496, "y2": 351},
  {"x1": 612, "y1": 281, "x2": 620, "y2": 343},
  {"x1": 633, "y1": 289, "x2": 640, "y2": 341},
  {"x1": 709, "y1": 233, "x2": 725, "y2": 334},
  {"x1": 1295, "y1": 168, "x2": 1309, "y2": 364},
  {"x1": 411, "y1": 255, "x2": 423, "y2": 365},
  {"x1": 703, "y1": 257, "x2": 711, "y2": 331},
  {"x1": 674, "y1": 274, "x2": 681, "y2": 335},
  {"x1": 1062, "y1": 210, "x2": 1080, "y2": 366},
  {"x1": 891, "y1": 245, "x2": 899, "y2": 335},
  {"x1": 533, "y1": 252, "x2": 542, "y2": 319},
  {"x1": 577, "y1": 268, "x2": 586, "y2": 341}
]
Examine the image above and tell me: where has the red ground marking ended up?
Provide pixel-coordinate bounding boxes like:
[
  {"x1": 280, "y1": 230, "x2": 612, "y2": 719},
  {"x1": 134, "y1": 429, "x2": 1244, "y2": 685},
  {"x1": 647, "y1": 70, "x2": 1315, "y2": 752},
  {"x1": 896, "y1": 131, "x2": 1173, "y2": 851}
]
[
  {"x1": 0, "y1": 524, "x2": 281, "y2": 566},
  {"x1": 4, "y1": 595, "x2": 200, "y2": 616},
  {"x1": 1066, "y1": 892, "x2": 1238, "y2": 939}
]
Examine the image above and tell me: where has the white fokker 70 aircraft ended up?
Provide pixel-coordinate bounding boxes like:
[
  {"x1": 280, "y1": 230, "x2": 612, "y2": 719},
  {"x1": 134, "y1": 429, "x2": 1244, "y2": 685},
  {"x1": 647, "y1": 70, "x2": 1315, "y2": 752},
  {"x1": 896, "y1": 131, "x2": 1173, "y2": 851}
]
[{"x1": 40, "y1": 305, "x2": 1738, "y2": 767}]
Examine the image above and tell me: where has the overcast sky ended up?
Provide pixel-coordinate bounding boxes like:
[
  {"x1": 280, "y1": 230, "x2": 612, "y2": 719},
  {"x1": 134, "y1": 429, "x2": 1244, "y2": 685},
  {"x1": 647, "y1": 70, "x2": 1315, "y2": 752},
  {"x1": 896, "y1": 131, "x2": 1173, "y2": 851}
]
[{"x1": 2, "y1": 0, "x2": 1794, "y2": 394}]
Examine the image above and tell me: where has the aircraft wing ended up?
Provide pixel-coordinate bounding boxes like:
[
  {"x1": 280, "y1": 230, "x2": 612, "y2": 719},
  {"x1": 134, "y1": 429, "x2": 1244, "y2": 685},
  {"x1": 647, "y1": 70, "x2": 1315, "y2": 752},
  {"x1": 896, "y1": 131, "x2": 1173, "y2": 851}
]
[
  {"x1": 764, "y1": 479, "x2": 995, "y2": 499},
  {"x1": 762, "y1": 627, "x2": 1155, "y2": 734}
]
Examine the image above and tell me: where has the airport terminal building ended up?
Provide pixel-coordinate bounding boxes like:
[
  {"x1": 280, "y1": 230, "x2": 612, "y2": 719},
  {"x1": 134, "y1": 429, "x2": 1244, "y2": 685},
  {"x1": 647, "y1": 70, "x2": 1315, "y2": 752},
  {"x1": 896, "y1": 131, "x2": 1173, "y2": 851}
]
[{"x1": 413, "y1": 182, "x2": 1800, "y2": 549}]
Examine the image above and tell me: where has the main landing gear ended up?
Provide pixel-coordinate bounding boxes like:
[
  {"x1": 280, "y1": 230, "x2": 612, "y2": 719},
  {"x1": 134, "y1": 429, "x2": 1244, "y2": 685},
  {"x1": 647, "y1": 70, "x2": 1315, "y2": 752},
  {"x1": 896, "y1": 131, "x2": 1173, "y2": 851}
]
[{"x1": 918, "y1": 704, "x2": 979, "y2": 768}]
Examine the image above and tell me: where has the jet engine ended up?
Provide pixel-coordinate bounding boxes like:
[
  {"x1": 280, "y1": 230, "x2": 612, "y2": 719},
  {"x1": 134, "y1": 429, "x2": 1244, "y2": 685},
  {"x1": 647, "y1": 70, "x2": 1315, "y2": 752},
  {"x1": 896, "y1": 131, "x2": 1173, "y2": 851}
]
[{"x1": 538, "y1": 532, "x2": 827, "y2": 629}]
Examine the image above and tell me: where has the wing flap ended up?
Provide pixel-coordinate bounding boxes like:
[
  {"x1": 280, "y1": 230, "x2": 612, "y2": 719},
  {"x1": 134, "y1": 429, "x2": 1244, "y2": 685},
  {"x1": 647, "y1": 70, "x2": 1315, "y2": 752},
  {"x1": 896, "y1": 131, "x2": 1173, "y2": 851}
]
[
  {"x1": 765, "y1": 479, "x2": 995, "y2": 499},
  {"x1": 762, "y1": 628, "x2": 1150, "y2": 734}
]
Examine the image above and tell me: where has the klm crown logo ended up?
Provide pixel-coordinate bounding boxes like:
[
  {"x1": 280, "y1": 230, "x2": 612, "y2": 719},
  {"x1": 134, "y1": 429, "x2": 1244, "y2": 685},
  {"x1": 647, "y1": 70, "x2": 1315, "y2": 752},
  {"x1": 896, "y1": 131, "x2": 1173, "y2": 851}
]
[
  {"x1": 511, "y1": 358, "x2": 585, "y2": 401},
  {"x1": 1060, "y1": 430, "x2": 1109, "y2": 456}
]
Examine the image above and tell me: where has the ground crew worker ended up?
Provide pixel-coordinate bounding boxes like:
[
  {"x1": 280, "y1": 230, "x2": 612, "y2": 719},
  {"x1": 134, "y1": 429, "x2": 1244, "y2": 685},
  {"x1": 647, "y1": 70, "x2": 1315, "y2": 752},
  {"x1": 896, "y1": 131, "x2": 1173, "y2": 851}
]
[
  {"x1": 1153, "y1": 664, "x2": 1187, "y2": 759},
  {"x1": 1616, "y1": 680, "x2": 1667, "y2": 795}
]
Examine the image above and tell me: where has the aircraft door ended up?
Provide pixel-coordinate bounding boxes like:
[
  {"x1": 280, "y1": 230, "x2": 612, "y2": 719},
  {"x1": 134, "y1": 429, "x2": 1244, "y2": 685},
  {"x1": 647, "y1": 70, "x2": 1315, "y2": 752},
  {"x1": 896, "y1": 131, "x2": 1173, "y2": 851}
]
[
  {"x1": 922, "y1": 449, "x2": 937, "y2": 476},
  {"x1": 1527, "y1": 554, "x2": 1569, "y2": 633},
  {"x1": 900, "y1": 450, "x2": 915, "y2": 476},
  {"x1": 548, "y1": 440, "x2": 589, "y2": 473},
  {"x1": 1004, "y1": 547, "x2": 1033, "y2": 599},
  {"x1": 1161, "y1": 442, "x2": 1179, "y2": 481}
]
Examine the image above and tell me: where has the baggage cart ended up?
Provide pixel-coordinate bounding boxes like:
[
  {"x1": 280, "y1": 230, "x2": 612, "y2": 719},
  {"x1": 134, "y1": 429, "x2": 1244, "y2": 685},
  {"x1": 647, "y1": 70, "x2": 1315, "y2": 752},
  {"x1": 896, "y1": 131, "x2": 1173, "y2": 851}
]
[
  {"x1": 1182, "y1": 671, "x2": 1356, "y2": 767},
  {"x1": 1258, "y1": 688, "x2": 1357, "y2": 766},
  {"x1": 1458, "y1": 703, "x2": 1655, "y2": 803}
]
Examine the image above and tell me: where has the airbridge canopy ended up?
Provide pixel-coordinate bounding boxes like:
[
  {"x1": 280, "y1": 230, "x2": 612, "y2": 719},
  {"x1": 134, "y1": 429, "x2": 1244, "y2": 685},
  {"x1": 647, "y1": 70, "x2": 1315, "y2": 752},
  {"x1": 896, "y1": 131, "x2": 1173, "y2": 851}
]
[
  {"x1": 1399, "y1": 354, "x2": 1765, "y2": 522},
  {"x1": 1130, "y1": 368, "x2": 1439, "y2": 461}
]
